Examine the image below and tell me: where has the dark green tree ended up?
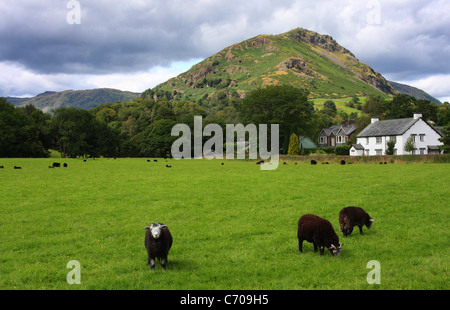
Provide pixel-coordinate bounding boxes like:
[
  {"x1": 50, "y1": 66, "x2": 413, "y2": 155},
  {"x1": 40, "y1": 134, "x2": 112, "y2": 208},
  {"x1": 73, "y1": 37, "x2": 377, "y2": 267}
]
[{"x1": 238, "y1": 85, "x2": 312, "y2": 154}]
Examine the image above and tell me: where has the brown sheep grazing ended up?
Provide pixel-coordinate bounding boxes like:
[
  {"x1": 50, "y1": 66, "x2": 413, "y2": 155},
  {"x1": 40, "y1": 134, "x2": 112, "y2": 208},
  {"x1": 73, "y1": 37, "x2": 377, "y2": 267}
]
[
  {"x1": 145, "y1": 223, "x2": 173, "y2": 271},
  {"x1": 297, "y1": 214, "x2": 343, "y2": 257},
  {"x1": 339, "y1": 206, "x2": 374, "y2": 237}
]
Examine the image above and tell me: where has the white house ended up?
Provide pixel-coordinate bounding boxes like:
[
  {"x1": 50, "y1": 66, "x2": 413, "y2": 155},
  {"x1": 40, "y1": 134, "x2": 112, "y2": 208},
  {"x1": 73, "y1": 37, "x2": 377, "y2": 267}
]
[{"x1": 351, "y1": 113, "x2": 443, "y2": 156}]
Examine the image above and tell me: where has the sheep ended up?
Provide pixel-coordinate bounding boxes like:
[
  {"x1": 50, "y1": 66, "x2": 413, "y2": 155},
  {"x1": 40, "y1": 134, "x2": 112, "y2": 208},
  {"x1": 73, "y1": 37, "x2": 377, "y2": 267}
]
[
  {"x1": 144, "y1": 223, "x2": 173, "y2": 271},
  {"x1": 339, "y1": 206, "x2": 374, "y2": 237},
  {"x1": 14, "y1": 166, "x2": 22, "y2": 169},
  {"x1": 310, "y1": 160, "x2": 317, "y2": 165},
  {"x1": 256, "y1": 160, "x2": 264, "y2": 165},
  {"x1": 297, "y1": 214, "x2": 343, "y2": 257},
  {"x1": 0, "y1": 165, "x2": 4, "y2": 169},
  {"x1": 340, "y1": 160, "x2": 346, "y2": 165},
  {"x1": 52, "y1": 162, "x2": 61, "y2": 168},
  {"x1": 63, "y1": 163, "x2": 68, "y2": 168},
  {"x1": 166, "y1": 164, "x2": 172, "y2": 168}
]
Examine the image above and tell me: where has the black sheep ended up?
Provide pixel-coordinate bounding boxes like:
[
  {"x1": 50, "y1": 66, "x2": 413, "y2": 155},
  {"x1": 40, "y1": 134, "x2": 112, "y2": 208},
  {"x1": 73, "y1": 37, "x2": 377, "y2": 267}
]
[
  {"x1": 53, "y1": 162, "x2": 61, "y2": 168},
  {"x1": 339, "y1": 206, "x2": 374, "y2": 237},
  {"x1": 144, "y1": 223, "x2": 173, "y2": 271},
  {"x1": 297, "y1": 214, "x2": 343, "y2": 257},
  {"x1": 310, "y1": 160, "x2": 317, "y2": 165},
  {"x1": 340, "y1": 160, "x2": 346, "y2": 165},
  {"x1": 14, "y1": 166, "x2": 22, "y2": 169}
]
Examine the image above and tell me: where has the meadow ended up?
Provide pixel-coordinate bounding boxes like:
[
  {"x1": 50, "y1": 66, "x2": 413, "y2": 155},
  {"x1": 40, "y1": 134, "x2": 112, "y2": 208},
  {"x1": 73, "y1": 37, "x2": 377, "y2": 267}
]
[{"x1": 0, "y1": 158, "x2": 448, "y2": 290}]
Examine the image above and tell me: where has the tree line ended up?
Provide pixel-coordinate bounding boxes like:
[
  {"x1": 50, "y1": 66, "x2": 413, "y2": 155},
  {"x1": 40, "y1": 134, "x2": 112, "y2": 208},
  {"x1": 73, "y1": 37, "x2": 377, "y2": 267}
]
[{"x1": 1, "y1": 86, "x2": 449, "y2": 158}]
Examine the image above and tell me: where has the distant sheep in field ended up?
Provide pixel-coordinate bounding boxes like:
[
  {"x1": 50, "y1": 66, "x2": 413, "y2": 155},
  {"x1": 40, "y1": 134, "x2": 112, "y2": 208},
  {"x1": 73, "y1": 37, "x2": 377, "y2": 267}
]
[
  {"x1": 166, "y1": 164, "x2": 172, "y2": 168},
  {"x1": 297, "y1": 214, "x2": 343, "y2": 257},
  {"x1": 52, "y1": 162, "x2": 61, "y2": 168},
  {"x1": 340, "y1": 160, "x2": 346, "y2": 165},
  {"x1": 310, "y1": 160, "x2": 317, "y2": 165},
  {"x1": 14, "y1": 166, "x2": 22, "y2": 169},
  {"x1": 256, "y1": 160, "x2": 264, "y2": 165},
  {"x1": 63, "y1": 163, "x2": 68, "y2": 168},
  {"x1": 339, "y1": 206, "x2": 374, "y2": 237},
  {"x1": 0, "y1": 165, "x2": 4, "y2": 169},
  {"x1": 144, "y1": 223, "x2": 173, "y2": 271}
]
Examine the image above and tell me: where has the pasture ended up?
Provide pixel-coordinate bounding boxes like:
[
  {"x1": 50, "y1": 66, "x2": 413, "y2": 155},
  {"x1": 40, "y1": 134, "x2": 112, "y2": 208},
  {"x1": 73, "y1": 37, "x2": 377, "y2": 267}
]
[{"x1": 0, "y1": 158, "x2": 448, "y2": 290}]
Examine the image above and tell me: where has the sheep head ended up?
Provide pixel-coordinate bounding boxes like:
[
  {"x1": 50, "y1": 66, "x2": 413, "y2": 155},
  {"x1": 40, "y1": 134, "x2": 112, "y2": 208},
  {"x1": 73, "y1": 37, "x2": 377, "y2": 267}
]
[
  {"x1": 145, "y1": 223, "x2": 167, "y2": 239},
  {"x1": 328, "y1": 243, "x2": 343, "y2": 257}
]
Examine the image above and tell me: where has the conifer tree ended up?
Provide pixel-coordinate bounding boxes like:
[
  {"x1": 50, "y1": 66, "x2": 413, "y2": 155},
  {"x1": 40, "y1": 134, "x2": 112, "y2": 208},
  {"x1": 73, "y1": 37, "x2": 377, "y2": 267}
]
[{"x1": 287, "y1": 132, "x2": 301, "y2": 155}]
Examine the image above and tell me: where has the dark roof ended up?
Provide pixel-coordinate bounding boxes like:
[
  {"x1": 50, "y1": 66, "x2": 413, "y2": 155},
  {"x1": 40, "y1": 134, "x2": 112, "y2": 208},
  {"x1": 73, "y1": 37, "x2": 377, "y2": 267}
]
[
  {"x1": 320, "y1": 124, "x2": 357, "y2": 137},
  {"x1": 351, "y1": 144, "x2": 365, "y2": 150},
  {"x1": 356, "y1": 118, "x2": 420, "y2": 138}
]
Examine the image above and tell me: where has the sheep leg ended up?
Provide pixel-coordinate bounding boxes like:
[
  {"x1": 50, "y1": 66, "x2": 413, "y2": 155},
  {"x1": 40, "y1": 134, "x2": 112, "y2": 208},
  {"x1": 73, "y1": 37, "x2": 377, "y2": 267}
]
[
  {"x1": 358, "y1": 225, "x2": 363, "y2": 234},
  {"x1": 149, "y1": 257, "x2": 156, "y2": 271},
  {"x1": 298, "y1": 239, "x2": 303, "y2": 253},
  {"x1": 319, "y1": 246, "x2": 325, "y2": 256},
  {"x1": 161, "y1": 257, "x2": 168, "y2": 271},
  {"x1": 313, "y1": 243, "x2": 318, "y2": 252}
]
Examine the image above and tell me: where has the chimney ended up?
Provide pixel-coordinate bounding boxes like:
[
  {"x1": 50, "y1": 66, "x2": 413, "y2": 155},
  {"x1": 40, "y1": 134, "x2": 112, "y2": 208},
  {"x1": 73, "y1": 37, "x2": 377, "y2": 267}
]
[
  {"x1": 414, "y1": 113, "x2": 422, "y2": 120},
  {"x1": 371, "y1": 117, "x2": 379, "y2": 124}
]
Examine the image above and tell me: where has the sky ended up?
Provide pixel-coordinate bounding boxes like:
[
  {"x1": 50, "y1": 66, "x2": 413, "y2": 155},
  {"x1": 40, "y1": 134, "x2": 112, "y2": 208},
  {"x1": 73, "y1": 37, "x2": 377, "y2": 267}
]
[{"x1": 0, "y1": 0, "x2": 449, "y2": 102}]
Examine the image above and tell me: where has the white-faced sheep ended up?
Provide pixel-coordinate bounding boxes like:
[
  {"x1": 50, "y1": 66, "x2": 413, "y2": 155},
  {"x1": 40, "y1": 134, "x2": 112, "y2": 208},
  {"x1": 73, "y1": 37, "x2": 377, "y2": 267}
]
[
  {"x1": 297, "y1": 214, "x2": 343, "y2": 257},
  {"x1": 339, "y1": 206, "x2": 374, "y2": 237},
  {"x1": 144, "y1": 223, "x2": 173, "y2": 271}
]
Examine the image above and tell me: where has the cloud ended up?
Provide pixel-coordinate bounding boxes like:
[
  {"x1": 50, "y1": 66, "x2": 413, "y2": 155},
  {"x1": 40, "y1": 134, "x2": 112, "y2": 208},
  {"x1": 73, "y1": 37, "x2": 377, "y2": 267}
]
[{"x1": 0, "y1": 0, "x2": 448, "y2": 100}]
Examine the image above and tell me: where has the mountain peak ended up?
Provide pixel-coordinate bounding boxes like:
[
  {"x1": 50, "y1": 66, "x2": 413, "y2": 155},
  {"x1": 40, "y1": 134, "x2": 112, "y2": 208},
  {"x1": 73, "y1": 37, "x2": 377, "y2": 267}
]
[{"x1": 143, "y1": 27, "x2": 397, "y2": 103}]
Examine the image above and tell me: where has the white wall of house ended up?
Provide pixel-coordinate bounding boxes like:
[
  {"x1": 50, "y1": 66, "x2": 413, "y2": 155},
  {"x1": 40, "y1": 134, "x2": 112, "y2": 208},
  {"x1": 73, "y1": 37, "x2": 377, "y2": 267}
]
[{"x1": 355, "y1": 118, "x2": 443, "y2": 156}]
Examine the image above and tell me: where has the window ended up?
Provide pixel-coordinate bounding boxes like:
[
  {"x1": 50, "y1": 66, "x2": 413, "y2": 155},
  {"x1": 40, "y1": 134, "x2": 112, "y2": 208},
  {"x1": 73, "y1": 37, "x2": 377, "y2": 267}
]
[
  {"x1": 375, "y1": 149, "x2": 382, "y2": 155},
  {"x1": 365, "y1": 149, "x2": 370, "y2": 156},
  {"x1": 420, "y1": 148, "x2": 426, "y2": 155},
  {"x1": 366, "y1": 137, "x2": 369, "y2": 145},
  {"x1": 390, "y1": 136, "x2": 396, "y2": 142},
  {"x1": 376, "y1": 137, "x2": 382, "y2": 144},
  {"x1": 419, "y1": 134, "x2": 425, "y2": 142},
  {"x1": 411, "y1": 134, "x2": 417, "y2": 141}
]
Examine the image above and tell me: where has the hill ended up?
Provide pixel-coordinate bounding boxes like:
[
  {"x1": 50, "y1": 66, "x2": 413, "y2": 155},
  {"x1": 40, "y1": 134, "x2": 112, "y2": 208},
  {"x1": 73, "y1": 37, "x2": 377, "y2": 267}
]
[
  {"x1": 7, "y1": 88, "x2": 141, "y2": 112},
  {"x1": 142, "y1": 28, "x2": 398, "y2": 103},
  {"x1": 388, "y1": 81, "x2": 442, "y2": 105}
]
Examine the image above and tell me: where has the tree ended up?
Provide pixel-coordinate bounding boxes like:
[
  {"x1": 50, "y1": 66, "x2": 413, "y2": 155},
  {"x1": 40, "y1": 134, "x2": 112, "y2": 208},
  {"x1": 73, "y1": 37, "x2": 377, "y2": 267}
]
[
  {"x1": 384, "y1": 94, "x2": 414, "y2": 119},
  {"x1": 362, "y1": 95, "x2": 385, "y2": 116},
  {"x1": 0, "y1": 99, "x2": 51, "y2": 157},
  {"x1": 386, "y1": 139, "x2": 396, "y2": 155},
  {"x1": 141, "y1": 119, "x2": 178, "y2": 157},
  {"x1": 438, "y1": 124, "x2": 450, "y2": 154},
  {"x1": 404, "y1": 136, "x2": 416, "y2": 154},
  {"x1": 238, "y1": 85, "x2": 313, "y2": 154},
  {"x1": 287, "y1": 132, "x2": 301, "y2": 155}
]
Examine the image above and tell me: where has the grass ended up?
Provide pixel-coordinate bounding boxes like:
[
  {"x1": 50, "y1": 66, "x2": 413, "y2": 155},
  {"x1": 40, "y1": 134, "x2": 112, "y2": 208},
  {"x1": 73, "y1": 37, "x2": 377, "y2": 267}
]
[{"x1": 0, "y1": 158, "x2": 448, "y2": 290}]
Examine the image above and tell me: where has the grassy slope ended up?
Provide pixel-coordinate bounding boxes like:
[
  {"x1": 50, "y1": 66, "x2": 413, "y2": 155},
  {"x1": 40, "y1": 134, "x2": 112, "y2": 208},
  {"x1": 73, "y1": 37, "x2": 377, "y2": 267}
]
[
  {"x1": 0, "y1": 158, "x2": 448, "y2": 289},
  {"x1": 156, "y1": 31, "x2": 393, "y2": 102}
]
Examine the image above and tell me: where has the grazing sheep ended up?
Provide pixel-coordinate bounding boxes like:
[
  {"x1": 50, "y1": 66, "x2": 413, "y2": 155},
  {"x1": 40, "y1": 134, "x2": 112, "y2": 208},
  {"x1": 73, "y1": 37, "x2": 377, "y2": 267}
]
[
  {"x1": 144, "y1": 223, "x2": 173, "y2": 271},
  {"x1": 63, "y1": 163, "x2": 68, "y2": 168},
  {"x1": 166, "y1": 164, "x2": 172, "y2": 168},
  {"x1": 52, "y1": 162, "x2": 61, "y2": 168},
  {"x1": 14, "y1": 166, "x2": 22, "y2": 169},
  {"x1": 297, "y1": 214, "x2": 343, "y2": 257},
  {"x1": 310, "y1": 160, "x2": 317, "y2": 165},
  {"x1": 0, "y1": 166, "x2": 4, "y2": 169},
  {"x1": 340, "y1": 160, "x2": 346, "y2": 165},
  {"x1": 153, "y1": 159, "x2": 158, "y2": 162},
  {"x1": 256, "y1": 160, "x2": 264, "y2": 165},
  {"x1": 339, "y1": 206, "x2": 374, "y2": 237}
]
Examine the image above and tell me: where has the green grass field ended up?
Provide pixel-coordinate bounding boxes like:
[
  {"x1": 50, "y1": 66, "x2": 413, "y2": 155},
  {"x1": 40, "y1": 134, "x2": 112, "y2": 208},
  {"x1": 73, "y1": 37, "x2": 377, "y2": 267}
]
[{"x1": 0, "y1": 158, "x2": 448, "y2": 290}]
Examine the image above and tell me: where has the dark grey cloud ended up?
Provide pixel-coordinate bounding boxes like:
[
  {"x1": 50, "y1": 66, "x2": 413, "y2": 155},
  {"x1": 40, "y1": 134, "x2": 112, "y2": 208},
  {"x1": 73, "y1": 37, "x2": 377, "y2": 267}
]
[{"x1": 0, "y1": 0, "x2": 449, "y2": 101}]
